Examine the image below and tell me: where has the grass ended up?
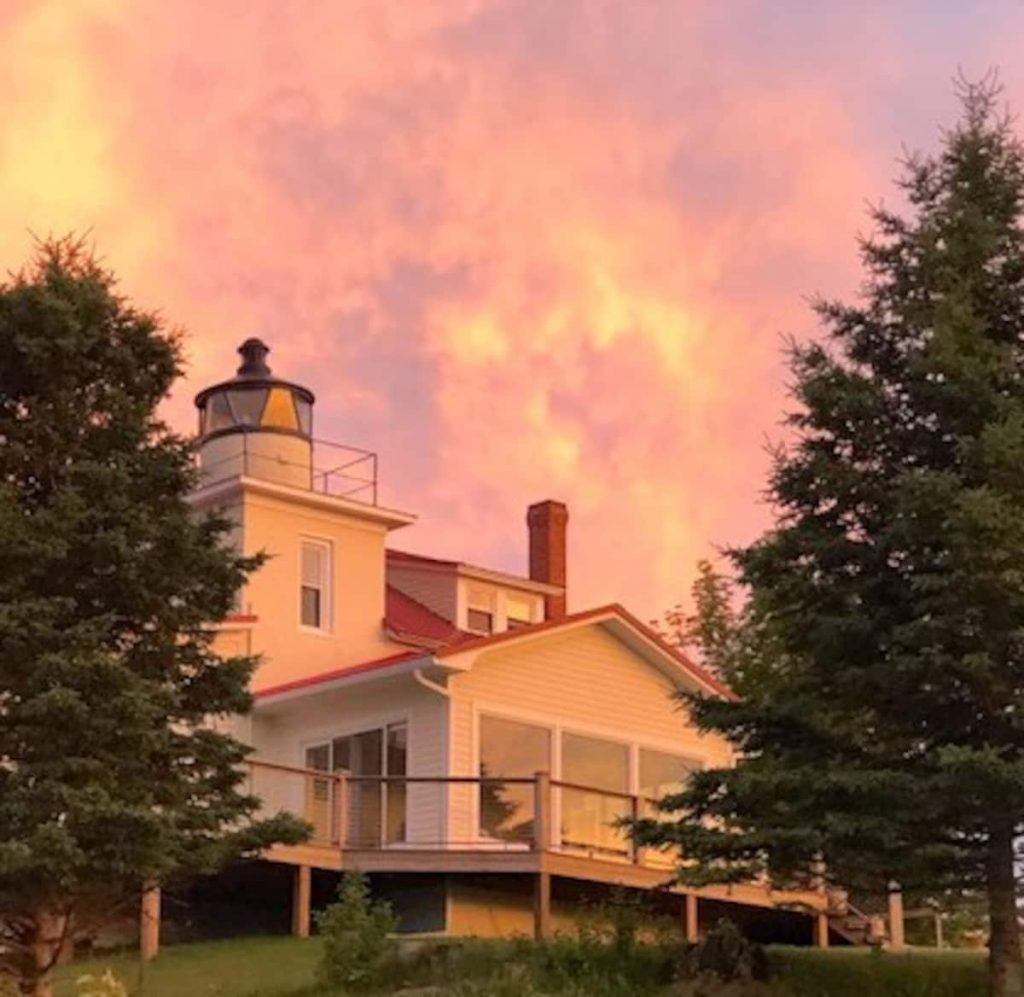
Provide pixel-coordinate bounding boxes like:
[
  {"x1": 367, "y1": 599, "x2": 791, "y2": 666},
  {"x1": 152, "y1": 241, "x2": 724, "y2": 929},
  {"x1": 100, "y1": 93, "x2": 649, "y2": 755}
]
[
  {"x1": 50, "y1": 935, "x2": 989, "y2": 997},
  {"x1": 767, "y1": 947, "x2": 987, "y2": 997},
  {"x1": 53, "y1": 936, "x2": 323, "y2": 997}
]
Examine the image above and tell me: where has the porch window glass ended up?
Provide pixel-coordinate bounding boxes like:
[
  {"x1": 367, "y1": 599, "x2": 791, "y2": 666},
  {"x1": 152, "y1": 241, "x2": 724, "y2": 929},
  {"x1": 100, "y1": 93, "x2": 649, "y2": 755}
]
[
  {"x1": 637, "y1": 749, "x2": 696, "y2": 868},
  {"x1": 304, "y1": 744, "x2": 333, "y2": 844},
  {"x1": 386, "y1": 723, "x2": 408, "y2": 844},
  {"x1": 478, "y1": 715, "x2": 551, "y2": 842},
  {"x1": 346, "y1": 730, "x2": 383, "y2": 847},
  {"x1": 560, "y1": 732, "x2": 630, "y2": 856},
  {"x1": 639, "y1": 749, "x2": 697, "y2": 802}
]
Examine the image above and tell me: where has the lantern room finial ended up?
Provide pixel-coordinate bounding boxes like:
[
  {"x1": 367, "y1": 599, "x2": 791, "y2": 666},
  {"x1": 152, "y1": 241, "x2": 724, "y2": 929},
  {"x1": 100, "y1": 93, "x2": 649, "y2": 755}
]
[{"x1": 237, "y1": 337, "x2": 272, "y2": 378}]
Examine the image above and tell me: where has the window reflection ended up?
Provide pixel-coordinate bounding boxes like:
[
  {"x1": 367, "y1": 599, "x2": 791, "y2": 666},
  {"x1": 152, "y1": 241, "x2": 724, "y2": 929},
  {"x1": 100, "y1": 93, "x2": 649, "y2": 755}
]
[
  {"x1": 561, "y1": 733, "x2": 630, "y2": 856},
  {"x1": 478, "y1": 715, "x2": 550, "y2": 842},
  {"x1": 639, "y1": 749, "x2": 697, "y2": 802}
]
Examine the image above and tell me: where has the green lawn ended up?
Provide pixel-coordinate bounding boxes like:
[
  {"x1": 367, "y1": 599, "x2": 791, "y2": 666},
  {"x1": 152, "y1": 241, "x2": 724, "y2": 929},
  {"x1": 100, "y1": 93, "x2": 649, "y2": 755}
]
[
  {"x1": 767, "y1": 947, "x2": 987, "y2": 997},
  {"x1": 52, "y1": 936, "x2": 989, "y2": 997},
  {"x1": 54, "y1": 936, "x2": 323, "y2": 997}
]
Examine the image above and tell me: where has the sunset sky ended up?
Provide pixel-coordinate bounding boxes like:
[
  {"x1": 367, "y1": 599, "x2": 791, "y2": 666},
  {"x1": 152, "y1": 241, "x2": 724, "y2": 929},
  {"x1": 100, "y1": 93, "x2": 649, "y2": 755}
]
[{"x1": 3, "y1": 1, "x2": 1022, "y2": 618}]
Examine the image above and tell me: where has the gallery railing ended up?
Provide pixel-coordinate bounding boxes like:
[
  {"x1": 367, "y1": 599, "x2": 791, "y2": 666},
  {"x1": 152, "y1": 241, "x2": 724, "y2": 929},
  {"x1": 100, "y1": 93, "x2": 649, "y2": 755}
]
[
  {"x1": 245, "y1": 760, "x2": 678, "y2": 867},
  {"x1": 197, "y1": 435, "x2": 378, "y2": 504}
]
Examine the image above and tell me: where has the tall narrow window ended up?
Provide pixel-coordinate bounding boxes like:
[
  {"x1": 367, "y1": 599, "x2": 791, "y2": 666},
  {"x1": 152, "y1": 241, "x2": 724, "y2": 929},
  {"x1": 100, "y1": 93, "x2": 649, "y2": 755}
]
[
  {"x1": 301, "y1": 540, "x2": 331, "y2": 630},
  {"x1": 304, "y1": 744, "x2": 333, "y2": 843},
  {"x1": 386, "y1": 723, "x2": 408, "y2": 844}
]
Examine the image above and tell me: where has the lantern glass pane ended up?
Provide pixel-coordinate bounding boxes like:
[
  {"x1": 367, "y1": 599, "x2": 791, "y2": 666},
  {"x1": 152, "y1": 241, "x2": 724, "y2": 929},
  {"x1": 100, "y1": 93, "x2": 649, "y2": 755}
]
[
  {"x1": 226, "y1": 388, "x2": 267, "y2": 427},
  {"x1": 262, "y1": 386, "x2": 299, "y2": 431}
]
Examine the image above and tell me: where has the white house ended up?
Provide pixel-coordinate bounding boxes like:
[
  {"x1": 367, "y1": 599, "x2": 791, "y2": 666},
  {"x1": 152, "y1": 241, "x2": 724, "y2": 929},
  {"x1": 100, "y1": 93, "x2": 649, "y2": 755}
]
[{"x1": 176, "y1": 339, "x2": 834, "y2": 947}]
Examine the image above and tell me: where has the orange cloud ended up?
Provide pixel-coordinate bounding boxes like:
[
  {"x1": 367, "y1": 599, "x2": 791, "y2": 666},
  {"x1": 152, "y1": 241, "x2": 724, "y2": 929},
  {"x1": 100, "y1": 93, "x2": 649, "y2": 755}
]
[{"x1": 1, "y1": 0, "x2": 1020, "y2": 616}]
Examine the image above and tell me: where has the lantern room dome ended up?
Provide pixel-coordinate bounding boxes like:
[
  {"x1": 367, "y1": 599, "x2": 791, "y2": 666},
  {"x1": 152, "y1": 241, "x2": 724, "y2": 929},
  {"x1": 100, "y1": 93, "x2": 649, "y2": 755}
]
[{"x1": 195, "y1": 338, "x2": 314, "y2": 440}]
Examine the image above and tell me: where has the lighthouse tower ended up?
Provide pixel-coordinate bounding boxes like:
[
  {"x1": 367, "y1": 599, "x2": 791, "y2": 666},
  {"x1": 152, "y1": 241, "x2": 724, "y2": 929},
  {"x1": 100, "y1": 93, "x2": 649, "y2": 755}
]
[{"x1": 194, "y1": 338, "x2": 315, "y2": 489}]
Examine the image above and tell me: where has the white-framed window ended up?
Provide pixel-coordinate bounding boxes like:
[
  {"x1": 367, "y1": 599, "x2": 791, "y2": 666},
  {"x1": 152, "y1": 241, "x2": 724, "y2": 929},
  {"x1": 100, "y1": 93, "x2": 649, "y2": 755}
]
[
  {"x1": 466, "y1": 586, "x2": 495, "y2": 634},
  {"x1": 477, "y1": 714, "x2": 551, "y2": 841},
  {"x1": 300, "y1": 538, "x2": 332, "y2": 631},
  {"x1": 473, "y1": 706, "x2": 703, "y2": 855},
  {"x1": 505, "y1": 593, "x2": 534, "y2": 630}
]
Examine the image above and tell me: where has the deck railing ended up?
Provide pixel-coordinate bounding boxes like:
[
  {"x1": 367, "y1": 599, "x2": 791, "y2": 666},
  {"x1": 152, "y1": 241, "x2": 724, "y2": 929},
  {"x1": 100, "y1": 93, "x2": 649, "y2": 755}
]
[{"x1": 245, "y1": 760, "x2": 678, "y2": 867}]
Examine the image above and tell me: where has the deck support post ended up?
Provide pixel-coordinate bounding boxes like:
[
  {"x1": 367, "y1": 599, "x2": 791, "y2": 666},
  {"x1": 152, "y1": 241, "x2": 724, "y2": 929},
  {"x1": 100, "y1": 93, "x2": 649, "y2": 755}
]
[
  {"x1": 684, "y1": 893, "x2": 699, "y2": 943},
  {"x1": 887, "y1": 883, "x2": 905, "y2": 951},
  {"x1": 292, "y1": 865, "x2": 312, "y2": 939},
  {"x1": 814, "y1": 912, "x2": 830, "y2": 948},
  {"x1": 140, "y1": 882, "x2": 161, "y2": 962},
  {"x1": 534, "y1": 870, "x2": 552, "y2": 941},
  {"x1": 532, "y1": 771, "x2": 552, "y2": 940},
  {"x1": 533, "y1": 770, "x2": 551, "y2": 852}
]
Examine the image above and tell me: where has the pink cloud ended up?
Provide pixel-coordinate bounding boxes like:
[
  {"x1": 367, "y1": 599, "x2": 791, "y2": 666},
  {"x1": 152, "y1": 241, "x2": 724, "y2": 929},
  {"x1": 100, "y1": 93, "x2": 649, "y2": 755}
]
[{"x1": 2, "y1": 0, "x2": 1023, "y2": 616}]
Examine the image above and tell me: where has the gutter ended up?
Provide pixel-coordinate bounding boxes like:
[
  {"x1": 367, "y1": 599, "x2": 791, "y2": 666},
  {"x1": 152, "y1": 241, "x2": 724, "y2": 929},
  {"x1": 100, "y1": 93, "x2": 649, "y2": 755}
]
[{"x1": 413, "y1": 667, "x2": 451, "y2": 698}]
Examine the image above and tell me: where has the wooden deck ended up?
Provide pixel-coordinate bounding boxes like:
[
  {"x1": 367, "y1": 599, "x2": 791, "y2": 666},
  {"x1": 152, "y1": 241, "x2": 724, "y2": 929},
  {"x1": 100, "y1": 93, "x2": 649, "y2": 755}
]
[
  {"x1": 245, "y1": 758, "x2": 832, "y2": 945},
  {"x1": 262, "y1": 839, "x2": 827, "y2": 914}
]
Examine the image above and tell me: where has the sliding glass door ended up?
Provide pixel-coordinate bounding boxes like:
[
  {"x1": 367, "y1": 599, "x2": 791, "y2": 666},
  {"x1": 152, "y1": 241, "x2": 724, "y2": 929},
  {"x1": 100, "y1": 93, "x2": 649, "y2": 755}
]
[{"x1": 305, "y1": 721, "x2": 407, "y2": 846}]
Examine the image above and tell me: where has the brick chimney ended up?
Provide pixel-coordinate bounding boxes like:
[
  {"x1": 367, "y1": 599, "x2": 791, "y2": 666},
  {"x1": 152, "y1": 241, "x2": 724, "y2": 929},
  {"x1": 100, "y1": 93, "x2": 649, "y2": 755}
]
[{"x1": 527, "y1": 500, "x2": 568, "y2": 620}]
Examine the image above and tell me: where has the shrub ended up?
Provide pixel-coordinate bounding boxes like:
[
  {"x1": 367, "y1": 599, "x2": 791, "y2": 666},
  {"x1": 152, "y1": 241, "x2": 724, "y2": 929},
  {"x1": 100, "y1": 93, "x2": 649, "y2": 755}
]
[
  {"x1": 75, "y1": 970, "x2": 128, "y2": 997},
  {"x1": 687, "y1": 919, "x2": 768, "y2": 982},
  {"x1": 315, "y1": 871, "x2": 399, "y2": 993}
]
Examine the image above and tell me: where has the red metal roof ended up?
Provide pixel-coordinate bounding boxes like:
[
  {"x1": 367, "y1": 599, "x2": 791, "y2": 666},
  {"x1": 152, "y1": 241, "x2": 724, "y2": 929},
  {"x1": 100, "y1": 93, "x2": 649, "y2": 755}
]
[
  {"x1": 254, "y1": 649, "x2": 422, "y2": 699},
  {"x1": 385, "y1": 585, "x2": 467, "y2": 646},
  {"x1": 386, "y1": 549, "x2": 458, "y2": 568},
  {"x1": 255, "y1": 599, "x2": 732, "y2": 703}
]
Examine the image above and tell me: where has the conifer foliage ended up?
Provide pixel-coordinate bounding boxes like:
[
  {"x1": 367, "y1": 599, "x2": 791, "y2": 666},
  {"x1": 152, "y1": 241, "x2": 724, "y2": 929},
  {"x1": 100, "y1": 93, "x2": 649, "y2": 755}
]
[
  {"x1": 637, "y1": 81, "x2": 1024, "y2": 997},
  {"x1": 0, "y1": 241, "x2": 304, "y2": 996}
]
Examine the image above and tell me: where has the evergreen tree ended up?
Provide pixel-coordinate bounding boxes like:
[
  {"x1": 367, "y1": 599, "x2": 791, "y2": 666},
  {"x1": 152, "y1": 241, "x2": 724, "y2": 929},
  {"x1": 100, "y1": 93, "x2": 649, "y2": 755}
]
[
  {"x1": 0, "y1": 240, "x2": 305, "y2": 996},
  {"x1": 636, "y1": 80, "x2": 1024, "y2": 997}
]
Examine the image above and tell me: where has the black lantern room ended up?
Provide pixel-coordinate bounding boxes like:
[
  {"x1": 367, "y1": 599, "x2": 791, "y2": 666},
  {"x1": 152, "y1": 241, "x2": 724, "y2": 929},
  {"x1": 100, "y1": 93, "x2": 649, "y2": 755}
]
[{"x1": 195, "y1": 338, "x2": 314, "y2": 440}]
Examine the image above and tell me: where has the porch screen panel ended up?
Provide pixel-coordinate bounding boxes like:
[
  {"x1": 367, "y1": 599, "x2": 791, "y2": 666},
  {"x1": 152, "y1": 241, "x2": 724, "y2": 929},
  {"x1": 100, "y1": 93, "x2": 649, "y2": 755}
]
[
  {"x1": 638, "y1": 749, "x2": 698, "y2": 867},
  {"x1": 560, "y1": 733, "x2": 630, "y2": 856},
  {"x1": 386, "y1": 723, "x2": 407, "y2": 844},
  {"x1": 304, "y1": 744, "x2": 333, "y2": 844},
  {"x1": 331, "y1": 730, "x2": 384, "y2": 846},
  {"x1": 638, "y1": 749, "x2": 697, "y2": 802},
  {"x1": 478, "y1": 715, "x2": 551, "y2": 843}
]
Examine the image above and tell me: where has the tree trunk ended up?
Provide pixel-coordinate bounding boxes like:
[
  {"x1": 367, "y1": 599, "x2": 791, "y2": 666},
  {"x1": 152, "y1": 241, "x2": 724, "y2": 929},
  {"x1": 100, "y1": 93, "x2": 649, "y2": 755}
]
[
  {"x1": 987, "y1": 817, "x2": 1023, "y2": 997},
  {"x1": 18, "y1": 909, "x2": 67, "y2": 997}
]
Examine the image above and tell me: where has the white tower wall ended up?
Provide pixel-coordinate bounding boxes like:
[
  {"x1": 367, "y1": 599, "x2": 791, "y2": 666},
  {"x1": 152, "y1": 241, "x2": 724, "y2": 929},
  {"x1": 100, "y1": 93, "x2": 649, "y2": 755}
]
[{"x1": 198, "y1": 431, "x2": 313, "y2": 490}]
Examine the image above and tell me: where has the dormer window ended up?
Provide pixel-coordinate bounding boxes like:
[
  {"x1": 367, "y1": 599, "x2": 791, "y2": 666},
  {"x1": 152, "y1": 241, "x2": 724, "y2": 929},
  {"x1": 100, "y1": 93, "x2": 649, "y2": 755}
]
[
  {"x1": 467, "y1": 608, "x2": 493, "y2": 634},
  {"x1": 301, "y1": 539, "x2": 332, "y2": 631},
  {"x1": 466, "y1": 587, "x2": 494, "y2": 634},
  {"x1": 506, "y1": 594, "x2": 533, "y2": 630}
]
